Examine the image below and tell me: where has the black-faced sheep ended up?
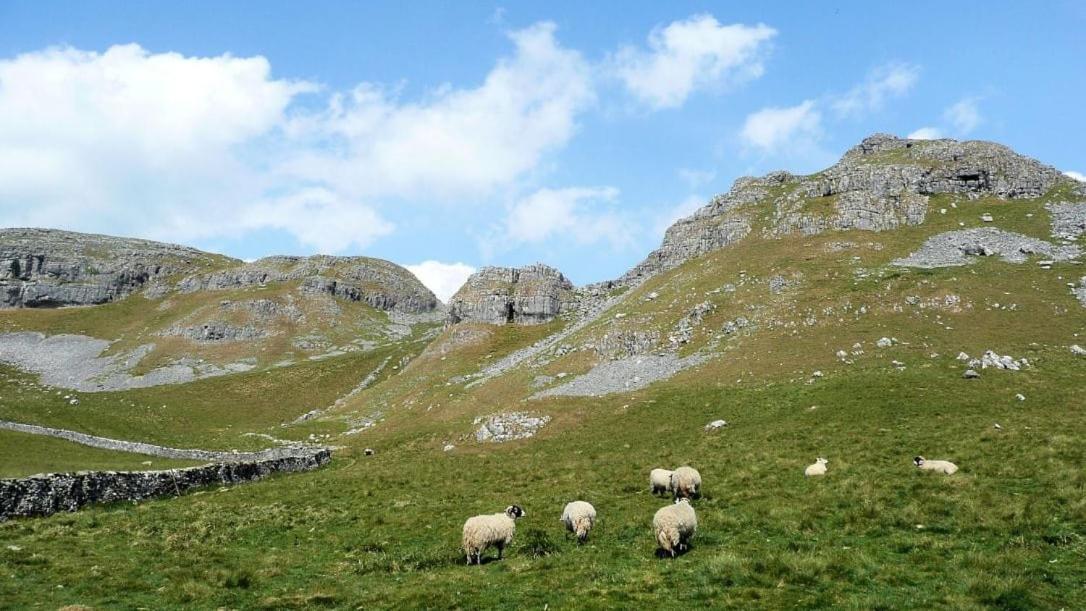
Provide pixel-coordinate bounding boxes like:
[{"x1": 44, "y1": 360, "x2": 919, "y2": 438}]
[{"x1": 462, "y1": 505, "x2": 525, "y2": 565}]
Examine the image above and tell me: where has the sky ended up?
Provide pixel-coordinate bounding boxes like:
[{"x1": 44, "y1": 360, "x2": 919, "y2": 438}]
[{"x1": 1, "y1": 1, "x2": 1084, "y2": 301}]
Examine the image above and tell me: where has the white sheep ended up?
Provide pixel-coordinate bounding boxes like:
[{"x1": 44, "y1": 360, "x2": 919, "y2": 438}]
[
  {"x1": 462, "y1": 505, "x2": 525, "y2": 565},
  {"x1": 670, "y1": 466, "x2": 702, "y2": 499},
  {"x1": 913, "y1": 456, "x2": 958, "y2": 475},
  {"x1": 653, "y1": 498, "x2": 697, "y2": 558},
  {"x1": 805, "y1": 457, "x2": 828, "y2": 477},
  {"x1": 560, "y1": 501, "x2": 597, "y2": 543},
  {"x1": 649, "y1": 468, "x2": 674, "y2": 496}
]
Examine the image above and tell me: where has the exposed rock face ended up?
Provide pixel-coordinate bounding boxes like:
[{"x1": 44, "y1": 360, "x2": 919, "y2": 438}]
[
  {"x1": 178, "y1": 255, "x2": 438, "y2": 314},
  {"x1": 0, "y1": 228, "x2": 229, "y2": 308},
  {"x1": 1047, "y1": 202, "x2": 1086, "y2": 241},
  {"x1": 447, "y1": 264, "x2": 574, "y2": 325},
  {"x1": 892, "y1": 228, "x2": 1080, "y2": 268},
  {"x1": 622, "y1": 134, "x2": 1072, "y2": 283},
  {"x1": 473, "y1": 412, "x2": 551, "y2": 442}
]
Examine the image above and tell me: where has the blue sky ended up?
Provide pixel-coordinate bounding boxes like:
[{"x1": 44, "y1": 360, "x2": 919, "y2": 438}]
[{"x1": 2, "y1": 1, "x2": 1084, "y2": 299}]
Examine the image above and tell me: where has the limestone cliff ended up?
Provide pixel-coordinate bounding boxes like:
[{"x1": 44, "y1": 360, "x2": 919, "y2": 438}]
[{"x1": 447, "y1": 264, "x2": 574, "y2": 325}]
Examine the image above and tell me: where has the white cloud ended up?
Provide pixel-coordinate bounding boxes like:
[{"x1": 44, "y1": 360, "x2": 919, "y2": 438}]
[
  {"x1": 677, "y1": 168, "x2": 716, "y2": 188},
  {"x1": 282, "y1": 22, "x2": 594, "y2": 201},
  {"x1": 495, "y1": 186, "x2": 635, "y2": 252},
  {"x1": 1065, "y1": 171, "x2": 1086, "y2": 182},
  {"x1": 907, "y1": 127, "x2": 943, "y2": 140},
  {"x1": 0, "y1": 24, "x2": 595, "y2": 255},
  {"x1": 612, "y1": 14, "x2": 775, "y2": 109},
  {"x1": 944, "y1": 98, "x2": 982, "y2": 134},
  {"x1": 654, "y1": 195, "x2": 705, "y2": 238},
  {"x1": 406, "y1": 260, "x2": 477, "y2": 302},
  {"x1": 832, "y1": 63, "x2": 919, "y2": 117},
  {"x1": 740, "y1": 100, "x2": 821, "y2": 151}
]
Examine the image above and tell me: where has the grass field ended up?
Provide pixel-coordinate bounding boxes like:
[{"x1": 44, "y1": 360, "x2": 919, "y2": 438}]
[
  {"x1": 1, "y1": 358, "x2": 1084, "y2": 608},
  {"x1": 1, "y1": 184, "x2": 1084, "y2": 607}
]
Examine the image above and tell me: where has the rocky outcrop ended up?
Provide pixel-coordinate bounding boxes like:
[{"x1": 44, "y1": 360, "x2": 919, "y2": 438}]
[
  {"x1": 473, "y1": 412, "x2": 551, "y2": 442},
  {"x1": 892, "y1": 228, "x2": 1080, "y2": 268},
  {"x1": 622, "y1": 134, "x2": 1074, "y2": 283},
  {"x1": 0, "y1": 228, "x2": 230, "y2": 308},
  {"x1": 178, "y1": 255, "x2": 438, "y2": 314},
  {"x1": 447, "y1": 264, "x2": 574, "y2": 325}
]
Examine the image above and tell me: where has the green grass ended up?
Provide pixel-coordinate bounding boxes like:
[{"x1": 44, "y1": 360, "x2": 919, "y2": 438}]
[
  {"x1": 0, "y1": 188, "x2": 1084, "y2": 607},
  {"x1": 0, "y1": 430, "x2": 201, "y2": 478},
  {"x1": 1, "y1": 360, "x2": 1084, "y2": 608}
]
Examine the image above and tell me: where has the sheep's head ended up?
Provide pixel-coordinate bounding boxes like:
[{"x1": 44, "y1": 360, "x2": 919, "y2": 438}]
[
  {"x1": 505, "y1": 505, "x2": 525, "y2": 519},
  {"x1": 673, "y1": 498, "x2": 691, "y2": 505},
  {"x1": 817, "y1": 457, "x2": 828, "y2": 465},
  {"x1": 913, "y1": 456, "x2": 925, "y2": 467}
]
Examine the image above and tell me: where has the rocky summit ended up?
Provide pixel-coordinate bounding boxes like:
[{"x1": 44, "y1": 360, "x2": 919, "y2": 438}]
[
  {"x1": 446, "y1": 263, "x2": 574, "y2": 325},
  {"x1": 621, "y1": 134, "x2": 1074, "y2": 284}
]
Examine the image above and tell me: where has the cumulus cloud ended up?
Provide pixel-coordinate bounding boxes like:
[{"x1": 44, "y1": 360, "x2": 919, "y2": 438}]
[
  {"x1": 492, "y1": 186, "x2": 635, "y2": 253},
  {"x1": 283, "y1": 22, "x2": 594, "y2": 201},
  {"x1": 612, "y1": 14, "x2": 775, "y2": 109},
  {"x1": 944, "y1": 98, "x2": 982, "y2": 134},
  {"x1": 0, "y1": 24, "x2": 598, "y2": 256},
  {"x1": 406, "y1": 260, "x2": 477, "y2": 302},
  {"x1": 832, "y1": 63, "x2": 919, "y2": 117},
  {"x1": 1065, "y1": 171, "x2": 1086, "y2": 182},
  {"x1": 739, "y1": 100, "x2": 821, "y2": 151},
  {"x1": 907, "y1": 127, "x2": 943, "y2": 140}
]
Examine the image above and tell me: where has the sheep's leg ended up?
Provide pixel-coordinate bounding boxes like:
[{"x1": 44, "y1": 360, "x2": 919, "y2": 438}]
[{"x1": 497, "y1": 543, "x2": 504, "y2": 560}]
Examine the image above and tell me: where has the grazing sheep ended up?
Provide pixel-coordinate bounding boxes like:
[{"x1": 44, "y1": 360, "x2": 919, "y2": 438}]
[
  {"x1": 462, "y1": 505, "x2": 525, "y2": 565},
  {"x1": 560, "y1": 501, "x2": 597, "y2": 543},
  {"x1": 653, "y1": 498, "x2": 697, "y2": 558},
  {"x1": 913, "y1": 456, "x2": 958, "y2": 475},
  {"x1": 805, "y1": 457, "x2": 828, "y2": 477},
  {"x1": 670, "y1": 466, "x2": 702, "y2": 499},
  {"x1": 649, "y1": 468, "x2": 674, "y2": 496}
]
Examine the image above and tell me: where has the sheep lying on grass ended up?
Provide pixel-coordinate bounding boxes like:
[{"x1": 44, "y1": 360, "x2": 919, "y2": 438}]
[
  {"x1": 805, "y1": 457, "x2": 828, "y2": 477},
  {"x1": 913, "y1": 456, "x2": 958, "y2": 475},
  {"x1": 653, "y1": 498, "x2": 697, "y2": 558},
  {"x1": 670, "y1": 466, "x2": 702, "y2": 499},
  {"x1": 462, "y1": 505, "x2": 525, "y2": 565},
  {"x1": 560, "y1": 501, "x2": 596, "y2": 543},
  {"x1": 649, "y1": 468, "x2": 673, "y2": 496}
]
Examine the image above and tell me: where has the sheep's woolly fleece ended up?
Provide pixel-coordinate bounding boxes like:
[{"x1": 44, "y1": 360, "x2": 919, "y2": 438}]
[
  {"x1": 560, "y1": 501, "x2": 597, "y2": 542},
  {"x1": 649, "y1": 468, "x2": 673, "y2": 495},
  {"x1": 670, "y1": 466, "x2": 702, "y2": 498},
  {"x1": 653, "y1": 499, "x2": 697, "y2": 558}
]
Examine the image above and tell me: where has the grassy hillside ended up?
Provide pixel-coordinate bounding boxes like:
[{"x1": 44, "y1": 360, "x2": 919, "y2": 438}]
[
  {"x1": 1, "y1": 176, "x2": 1084, "y2": 606},
  {"x1": 2, "y1": 357, "x2": 1084, "y2": 608}
]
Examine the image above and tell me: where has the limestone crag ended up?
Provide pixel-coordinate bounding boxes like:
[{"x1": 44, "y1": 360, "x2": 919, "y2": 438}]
[
  {"x1": 0, "y1": 228, "x2": 229, "y2": 308},
  {"x1": 447, "y1": 264, "x2": 574, "y2": 325},
  {"x1": 178, "y1": 255, "x2": 438, "y2": 314},
  {"x1": 622, "y1": 134, "x2": 1073, "y2": 283}
]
